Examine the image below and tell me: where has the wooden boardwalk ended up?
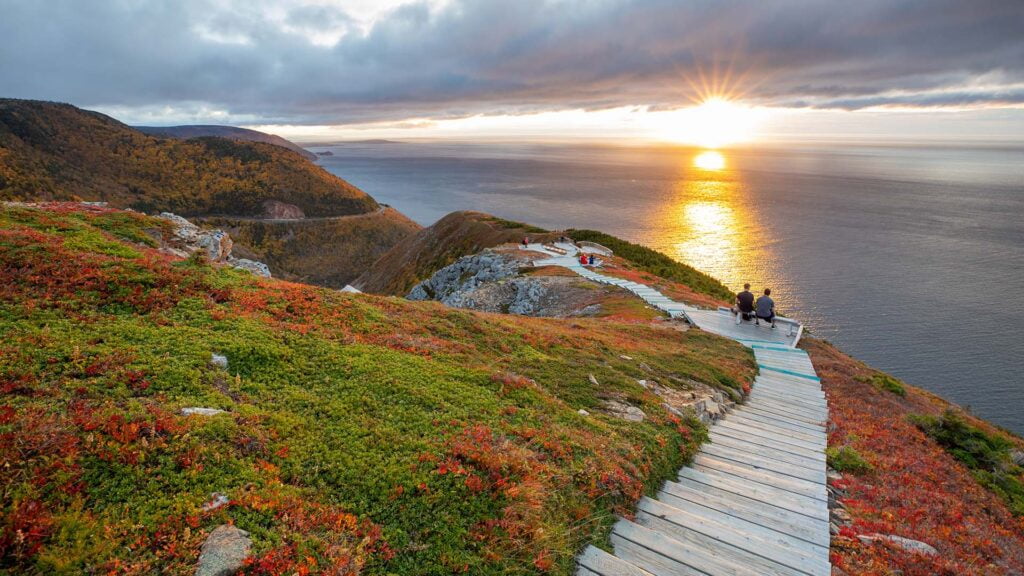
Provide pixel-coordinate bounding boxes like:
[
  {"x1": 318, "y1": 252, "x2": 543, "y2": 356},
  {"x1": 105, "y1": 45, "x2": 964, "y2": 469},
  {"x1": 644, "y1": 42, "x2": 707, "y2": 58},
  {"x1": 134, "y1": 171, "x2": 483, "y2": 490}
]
[{"x1": 533, "y1": 246, "x2": 831, "y2": 576}]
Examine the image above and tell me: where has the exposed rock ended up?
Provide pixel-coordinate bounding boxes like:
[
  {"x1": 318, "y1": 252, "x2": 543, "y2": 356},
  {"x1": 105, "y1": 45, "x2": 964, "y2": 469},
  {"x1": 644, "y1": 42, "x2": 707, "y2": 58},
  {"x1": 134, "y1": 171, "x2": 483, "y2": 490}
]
[
  {"x1": 262, "y1": 200, "x2": 305, "y2": 220},
  {"x1": 196, "y1": 525, "x2": 251, "y2": 576},
  {"x1": 578, "y1": 409, "x2": 590, "y2": 417},
  {"x1": 1011, "y1": 449, "x2": 1024, "y2": 467},
  {"x1": 159, "y1": 213, "x2": 232, "y2": 262},
  {"x1": 409, "y1": 250, "x2": 520, "y2": 302},
  {"x1": 227, "y1": 257, "x2": 271, "y2": 277},
  {"x1": 602, "y1": 400, "x2": 646, "y2": 422},
  {"x1": 341, "y1": 285, "x2": 362, "y2": 294},
  {"x1": 407, "y1": 249, "x2": 611, "y2": 317},
  {"x1": 202, "y1": 492, "x2": 230, "y2": 512},
  {"x1": 588, "y1": 374, "x2": 600, "y2": 386},
  {"x1": 858, "y1": 534, "x2": 938, "y2": 556},
  {"x1": 832, "y1": 508, "x2": 852, "y2": 524},
  {"x1": 182, "y1": 407, "x2": 226, "y2": 417},
  {"x1": 210, "y1": 353, "x2": 229, "y2": 369},
  {"x1": 619, "y1": 355, "x2": 633, "y2": 361},
  {"x1": 157, "y1": 212, "x2": 271, "y2": 276}
]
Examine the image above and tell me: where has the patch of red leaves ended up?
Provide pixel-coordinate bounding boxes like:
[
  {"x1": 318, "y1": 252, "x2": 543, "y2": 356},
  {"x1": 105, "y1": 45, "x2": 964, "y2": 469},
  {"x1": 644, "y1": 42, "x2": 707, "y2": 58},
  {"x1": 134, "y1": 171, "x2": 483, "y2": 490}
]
[{"x1": 805, "y1": 339, "x2": 1024, "y2": 575}]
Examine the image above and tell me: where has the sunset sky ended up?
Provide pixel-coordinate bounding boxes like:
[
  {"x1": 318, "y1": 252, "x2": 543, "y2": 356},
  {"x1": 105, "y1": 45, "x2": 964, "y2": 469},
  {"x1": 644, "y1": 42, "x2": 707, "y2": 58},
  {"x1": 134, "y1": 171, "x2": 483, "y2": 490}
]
[{"x1": 2, "y1": 0, "x2": 1023, "y2": 144}]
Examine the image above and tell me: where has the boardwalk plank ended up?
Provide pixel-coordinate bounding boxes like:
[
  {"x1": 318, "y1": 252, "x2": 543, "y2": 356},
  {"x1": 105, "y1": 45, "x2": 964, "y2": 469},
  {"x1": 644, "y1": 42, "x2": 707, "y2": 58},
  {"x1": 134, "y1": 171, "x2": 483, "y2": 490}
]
[
  {"x1": 692, "y1": 457, "x2": 827, "y2": 501},
  {"x1": 612, "y1": 519, "x2": 755, "y2": 576},
  {"x1": 678, "y1": 467, "x2": 829, "y2": 521},
  {"x1": 660, "y1": 480, "x2": 830, "y2": 547},
  {"x1": 638, "y1": 498, "x2": 830, "y2": 575},
  {"x1": 709, "y1": 433, "x2": 825, "y2": 468},
  {"x1": 703, "y1": 443, "x2": 826, "y2": 482},
  {"x1": 715, "y1": 420, "x2": 825, "y2": 452},
  {"x1": 577, "y1": 545, "x2": 653, "y2": 576}
]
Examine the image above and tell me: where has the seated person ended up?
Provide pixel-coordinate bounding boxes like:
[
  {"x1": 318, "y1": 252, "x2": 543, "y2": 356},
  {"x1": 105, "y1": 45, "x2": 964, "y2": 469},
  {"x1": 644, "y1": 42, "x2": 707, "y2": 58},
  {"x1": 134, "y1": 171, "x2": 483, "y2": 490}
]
[
  {"x1": 755, "y1": 288, "x2": 776, "y2": 328},
  {"x1": 735, "y1": 283, "x2": 755, "y2": 324},
  {"x1": 579, "y1": 253, "x2": 589, "y2": 266}
]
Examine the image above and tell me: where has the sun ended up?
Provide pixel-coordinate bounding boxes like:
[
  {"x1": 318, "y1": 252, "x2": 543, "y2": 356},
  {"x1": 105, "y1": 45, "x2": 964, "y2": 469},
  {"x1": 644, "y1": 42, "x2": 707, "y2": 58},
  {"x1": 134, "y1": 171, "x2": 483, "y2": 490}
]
[
  {"x1": 693, "y1": 150, "x2": 726, "y2": 170},
  {"x1": 654, "y1": 97, "x2": 762, "y2": 148}
]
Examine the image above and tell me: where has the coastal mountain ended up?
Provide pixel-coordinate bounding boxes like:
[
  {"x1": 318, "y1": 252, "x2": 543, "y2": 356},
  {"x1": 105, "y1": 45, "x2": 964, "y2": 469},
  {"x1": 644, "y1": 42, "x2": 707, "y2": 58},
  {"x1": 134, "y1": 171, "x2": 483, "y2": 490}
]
[
  {"x1": 134, "y1": 124, "x2": 317, "y2": 162},
  {"x1": 0, "y1": 99, "x2": 420, "y2": 285},
  {"x1": 0, "y1": 98, "x2": 374, "y2": 217}
]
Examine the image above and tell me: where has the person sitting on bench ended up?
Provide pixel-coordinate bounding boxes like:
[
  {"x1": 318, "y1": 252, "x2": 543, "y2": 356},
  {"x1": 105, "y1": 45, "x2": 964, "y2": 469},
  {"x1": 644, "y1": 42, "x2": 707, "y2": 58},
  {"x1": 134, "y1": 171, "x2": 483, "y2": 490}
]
[
  {"x1": 735, "y1": 283, "x2": 755, "y2": 325},
  {"x1": 755, "y1": 288, "x2": 776, "y2": 328}
]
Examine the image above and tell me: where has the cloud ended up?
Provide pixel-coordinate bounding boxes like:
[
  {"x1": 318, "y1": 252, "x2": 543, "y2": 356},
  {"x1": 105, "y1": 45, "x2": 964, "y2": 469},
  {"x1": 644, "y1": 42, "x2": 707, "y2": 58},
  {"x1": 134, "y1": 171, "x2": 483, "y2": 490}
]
[{"x1": 0, "y1": 0, "x2": 1022, "y2": 125}]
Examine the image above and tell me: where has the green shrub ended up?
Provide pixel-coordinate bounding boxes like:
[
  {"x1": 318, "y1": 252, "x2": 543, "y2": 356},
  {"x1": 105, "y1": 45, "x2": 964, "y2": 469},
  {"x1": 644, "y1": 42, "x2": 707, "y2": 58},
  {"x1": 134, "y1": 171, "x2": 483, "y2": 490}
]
[
  {"x1": 826, "y1": 445, "x2": 873, "y2": 474},
  {"x1": 911, "y1": 409, "x2": 1024, "y2": 515},
  {"x1": 861, "y1": 373, "x2": 906, "y2": 397},
  {"x1": 565, "y1": 229, "x2": 733, "y2": 301}
]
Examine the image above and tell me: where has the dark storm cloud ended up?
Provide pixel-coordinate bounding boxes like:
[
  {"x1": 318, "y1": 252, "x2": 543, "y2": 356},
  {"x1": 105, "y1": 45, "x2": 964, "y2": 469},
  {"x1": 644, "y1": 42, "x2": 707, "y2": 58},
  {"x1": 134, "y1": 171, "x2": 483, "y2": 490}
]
[{"x1": 1, "y1": 0, "x2": 1022, "y2": 124}]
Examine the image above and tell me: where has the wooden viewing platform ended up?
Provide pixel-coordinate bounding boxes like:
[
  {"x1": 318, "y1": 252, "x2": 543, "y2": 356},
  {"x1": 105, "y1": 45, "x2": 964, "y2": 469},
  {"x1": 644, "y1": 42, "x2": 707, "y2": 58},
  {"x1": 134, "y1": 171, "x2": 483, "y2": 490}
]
[{"x1": 533, "y1": 244, "x2": 831, "y2": 576}]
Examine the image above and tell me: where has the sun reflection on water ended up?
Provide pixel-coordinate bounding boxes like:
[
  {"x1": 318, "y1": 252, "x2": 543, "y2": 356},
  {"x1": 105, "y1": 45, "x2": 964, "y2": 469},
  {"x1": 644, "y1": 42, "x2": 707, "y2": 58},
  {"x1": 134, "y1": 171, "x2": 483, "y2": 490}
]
[{"x1": 653, "y1": 149, "x2": 759, "y2": 291}]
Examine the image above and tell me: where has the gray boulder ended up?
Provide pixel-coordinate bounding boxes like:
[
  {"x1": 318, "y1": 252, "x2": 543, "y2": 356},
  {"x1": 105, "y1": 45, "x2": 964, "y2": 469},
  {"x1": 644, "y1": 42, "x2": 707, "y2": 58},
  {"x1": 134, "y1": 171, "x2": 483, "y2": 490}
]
[
  {"x1": 858, "y1": 533, "x2": 938, "y2": 556},
  {"x1": 196, "y1": 525, "x2": 251, "y2": 576}
]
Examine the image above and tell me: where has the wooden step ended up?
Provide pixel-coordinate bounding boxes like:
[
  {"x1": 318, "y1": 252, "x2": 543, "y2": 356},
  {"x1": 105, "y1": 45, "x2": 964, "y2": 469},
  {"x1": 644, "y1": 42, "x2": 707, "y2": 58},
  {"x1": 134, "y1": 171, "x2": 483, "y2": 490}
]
[
  {"x1": 678, "y1": 467, "x2": 828, "y2": 522},
  {"x1": 611, "y1": 518, "x2": 755, "y2": 576},
  {"x1": 722, "y1": 415, "x2": 826, "y2": 445},
  {"x1": 637, "y1": 497, "x2": 830, "y2": 575},
  {"x1": 577, "y1": 545, "x2": 652, "y2": 576},
  {"x1": 702, "y1": 443, "x2": 826, "y2": 483},
  {"x1": 731, "y1": 408, "x2": 827, "y2": 433},
  {"x1": 694, "y1": 453, "x2": 827, "y2": 494},
  {"x1": 661, "y1": 479, "x2": 830, "y2": 547},
  {"x1": 714, "y1": 420, "x2": 825, "y2": 453},
  {"x1": 709, "y1": 433, "x2": 825, "y2": 468},
  {"x1": 740, "y1": 403, "x2": 826, "y2": 425}
]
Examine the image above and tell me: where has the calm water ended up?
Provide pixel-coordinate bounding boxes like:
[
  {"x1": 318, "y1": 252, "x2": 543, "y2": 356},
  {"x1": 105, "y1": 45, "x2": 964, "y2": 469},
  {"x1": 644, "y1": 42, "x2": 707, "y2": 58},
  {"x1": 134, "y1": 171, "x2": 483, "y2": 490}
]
[{"x1": 312, "y1": 141, "x2": 1024, "y2": 434}]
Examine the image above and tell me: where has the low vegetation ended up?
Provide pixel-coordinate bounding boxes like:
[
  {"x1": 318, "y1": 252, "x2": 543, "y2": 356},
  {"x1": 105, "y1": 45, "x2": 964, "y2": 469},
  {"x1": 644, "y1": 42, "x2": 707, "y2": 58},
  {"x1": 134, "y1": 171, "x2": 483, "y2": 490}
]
[
  {"x1": 804, "y1": 339, "x2": 1024, "y2": 575},
  {"x1": 0, "y1": 203, "x2": 754, "y2": 575},
  {"x1": 857, "y1": 372, "x2": 907, "y2": 397},
  {"x1": 826, "y1": 445, "x2": 873, "y2": 474},
  {"x1": 911, "y1": 410, "x2": 1024, "y2": 516},
  {"x1": 566, "y1": 229, "x2": 733, "y2": 302}
]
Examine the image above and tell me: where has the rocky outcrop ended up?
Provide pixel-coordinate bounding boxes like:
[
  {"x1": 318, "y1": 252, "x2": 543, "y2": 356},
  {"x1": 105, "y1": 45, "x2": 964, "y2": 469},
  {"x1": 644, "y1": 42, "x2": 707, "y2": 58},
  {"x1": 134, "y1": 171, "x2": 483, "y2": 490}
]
[
  {"x1": 157, "y1": 213, "x2": 270, "y2": 277},
  {"x1": 262, "y1": 200, "x2": 304, "y2": 220},
  {"x1": 408, "y1": 250, "x2": 607, "y2": 317},
  {"x1": 195, "y1": 525, "x2": 251, "y2": 576}
]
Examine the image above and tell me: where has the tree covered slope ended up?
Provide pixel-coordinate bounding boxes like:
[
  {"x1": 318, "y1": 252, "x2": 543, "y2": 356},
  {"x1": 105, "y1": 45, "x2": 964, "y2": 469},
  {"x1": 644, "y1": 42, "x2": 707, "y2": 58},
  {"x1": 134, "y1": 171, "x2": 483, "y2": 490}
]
[
  {"x1": 0, "y1": 202, "x2": 754, "y2": 575},
  {"x1": 0, "y1": 99, "x2": 376, "y2": 217}
]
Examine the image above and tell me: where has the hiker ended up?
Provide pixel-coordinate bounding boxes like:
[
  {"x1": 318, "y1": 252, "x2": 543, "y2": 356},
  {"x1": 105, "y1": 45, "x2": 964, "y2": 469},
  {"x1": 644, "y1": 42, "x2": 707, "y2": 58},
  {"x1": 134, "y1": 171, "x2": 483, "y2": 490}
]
[
  {"x1": 588, "y1": 253, "x2": 595, "y2": 266},
  {"x1": 522, "y1": 236, "x2": 529, "y2": 248},
  {"x1": 580, "y1": 253, "x2": 589, "y2": 266},
  {"x1": 734, "y1": 283, "x2": 755, "y2": 325},
  {"x1": 755, "y1": 288, "x2": 776, "y2": 328}
]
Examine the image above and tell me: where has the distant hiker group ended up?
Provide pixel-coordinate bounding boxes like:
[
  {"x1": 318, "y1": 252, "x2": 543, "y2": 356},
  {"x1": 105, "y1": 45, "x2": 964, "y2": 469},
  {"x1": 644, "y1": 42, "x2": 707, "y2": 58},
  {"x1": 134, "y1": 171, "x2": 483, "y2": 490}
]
[
  {"x1": 734, "y1": 283, "x2": 776, "y2": 328},
  {"x1": 579, "y1": 252, "x2": 596, "y2": 266}
]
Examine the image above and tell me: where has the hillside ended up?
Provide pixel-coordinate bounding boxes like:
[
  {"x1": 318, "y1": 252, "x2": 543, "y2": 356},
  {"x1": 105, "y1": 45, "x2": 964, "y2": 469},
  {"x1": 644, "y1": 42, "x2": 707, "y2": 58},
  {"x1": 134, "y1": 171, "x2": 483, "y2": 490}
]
[
  {"x1": 0, "y1": 99, "x2": 375, "y2": 217},
  {"x1": 134, "y1": 125, "x2": 317, "y2": 162},
  {"x1": 353, "y1": 211, "x2": 559, "y2": 295},
  {"x1": 0, "y1": 203, "x2": 754, "y2": 575},
  {"x1": 3, "y1": 202, "x2": 1024, "y2": 575},
  {"x1": 200, "y1": 208, "x2": 421, "y2": 288}
]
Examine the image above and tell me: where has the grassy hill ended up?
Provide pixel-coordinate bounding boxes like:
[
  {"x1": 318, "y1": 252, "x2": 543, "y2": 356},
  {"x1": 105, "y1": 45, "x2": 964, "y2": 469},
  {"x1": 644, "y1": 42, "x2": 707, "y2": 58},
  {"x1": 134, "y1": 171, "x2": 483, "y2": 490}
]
[
  {"x1": 0, "y1": 99, "x2": 376, "y2": 217},
  {"x1": 354, "y1": 211, "x2": 558, "y2": 295},
  {"x1": 134, "y1": 125, "x2": 318, "y2": 162},
  {"x1": 0, "y1": 203, "x2": 754, "y2": 575}
]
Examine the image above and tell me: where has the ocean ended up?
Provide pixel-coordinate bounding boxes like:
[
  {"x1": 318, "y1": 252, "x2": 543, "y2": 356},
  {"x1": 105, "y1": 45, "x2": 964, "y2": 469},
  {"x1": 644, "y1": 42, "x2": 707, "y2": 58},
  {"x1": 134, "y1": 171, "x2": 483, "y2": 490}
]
[{"x1": 313, "y1": 141, "x2": 1024, "y2": 435}]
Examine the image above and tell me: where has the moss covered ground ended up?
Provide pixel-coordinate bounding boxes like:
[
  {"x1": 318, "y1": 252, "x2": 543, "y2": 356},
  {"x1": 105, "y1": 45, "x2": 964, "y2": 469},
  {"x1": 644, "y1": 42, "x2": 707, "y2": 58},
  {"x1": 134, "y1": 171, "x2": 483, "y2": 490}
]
[{"x1": 0, "y1": 203, "x2": 754, "y2": 575}]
